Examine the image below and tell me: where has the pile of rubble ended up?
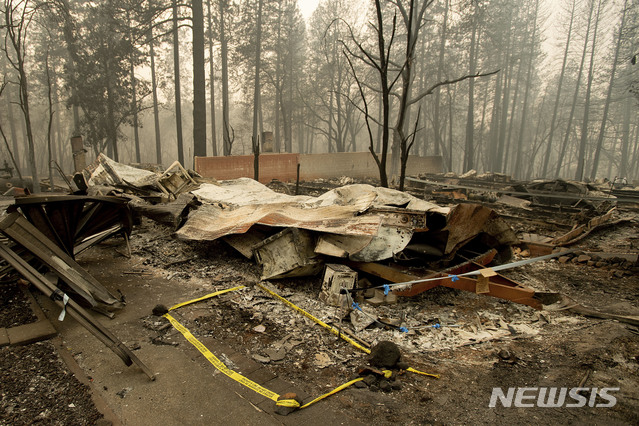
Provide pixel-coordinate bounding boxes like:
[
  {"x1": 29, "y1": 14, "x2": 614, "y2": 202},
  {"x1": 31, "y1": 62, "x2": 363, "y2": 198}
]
[
  {"x1": 410, "y1": 171, "x2": 622, "y2": 214},
  {"x1": 1, "y1": 154, "x2": 638, "y2": 420}
]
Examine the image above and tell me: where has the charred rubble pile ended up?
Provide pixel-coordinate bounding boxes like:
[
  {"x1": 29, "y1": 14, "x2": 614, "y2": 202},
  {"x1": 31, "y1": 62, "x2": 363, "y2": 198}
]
[
  {"x1": 1, "y1": 153, "x2": 638, "y2": 420},
  {"x1": 73, "y1": 154, "x2": 528, "y2": 302}
]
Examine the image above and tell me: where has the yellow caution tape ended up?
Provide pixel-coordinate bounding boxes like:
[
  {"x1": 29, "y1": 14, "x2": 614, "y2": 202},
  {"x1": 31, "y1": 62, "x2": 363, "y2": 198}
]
[
  {"x1": 256, "y1": 282, "x2": 372, "y2": 354},
  {"x1": 165, "y1": 283, "x2": 439, "y2": 414},
  {"x1": 407, "y1": 367, "x2": 440, "y2": 379},
  {"x1": 297, "y1": 376, "x2": 365, "y2": 408},
  {"x1": 256, "y1": 282, "x2": 440, "y2": 380},
  {"x1": 164, "y1": 313, "x2": 280, "y2": 401},
  {"x1": 164, "y1": 285, "x2": 372, "y2": 412},
  {"x1": 168, "y1": 285, "x2": 246, "y2": 311}
]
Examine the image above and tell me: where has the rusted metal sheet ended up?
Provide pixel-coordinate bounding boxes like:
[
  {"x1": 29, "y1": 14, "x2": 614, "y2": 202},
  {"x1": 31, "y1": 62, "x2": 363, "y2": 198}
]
[
  {"x1": 195, "y1": 153, "x2": 300, "y2": 183},
  {"x1": 179, "y1": 180, "x2": 386, "y2": 241},
  {"x1": 194, "y1": 153, "x2": 442, "y2": 182},
  {"x1": 443, "y1": 204, "x2": 518, "y2": 255},
  {"x1": 177, "y1": 202, "x2": 383, "y2": 241},
  {"x1": 178, "y1": 179, "x2": 452, "y2": 266}
]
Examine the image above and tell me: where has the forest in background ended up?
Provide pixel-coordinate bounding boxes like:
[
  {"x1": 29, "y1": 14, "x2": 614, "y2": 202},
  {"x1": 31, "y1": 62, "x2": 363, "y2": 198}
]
[{"x1": 1, "y1": 0, "x2": 638, "y2": 192}]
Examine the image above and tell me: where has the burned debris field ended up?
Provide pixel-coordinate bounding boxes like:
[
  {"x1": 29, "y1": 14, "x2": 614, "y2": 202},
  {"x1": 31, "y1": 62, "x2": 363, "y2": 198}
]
[
  {"x1": 2, "y1": 0, "x2": 639, "y2": 422},
  {"x1": 0, "y1": 157, "x2": 637, "y2": 425}
]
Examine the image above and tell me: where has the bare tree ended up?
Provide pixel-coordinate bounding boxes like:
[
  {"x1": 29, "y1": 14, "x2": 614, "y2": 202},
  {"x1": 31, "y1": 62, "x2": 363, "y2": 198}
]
[
  {"x1": 219, "y1": 0, "x2": 232, "y2": 155},
  {"x1": 0, "y1": 79, "x2": 24, "y2": 184},
  {"x1": 589, "y1": 0, "x2": 626, "y2": 180},
  {"x1": 172, "y1": 0, "x2": 184, "y2": 164},
  {"x1": 251, "y1": 0, "x2": 263, "y2": 160},
  {"x1": 342, "y1": 0, "x2": 395, "y2": 187},
  {"x1": 555, "y1": 0, "x2": 596, "y2": 178},
  {"x1": 575, "y1": 0, "x2": 603, "y2": 181},
  {"x1": 343, "y1": 0, "x2": 497, "y2": 190},
  {"x1": 206, "y1": 0, "x2": 217, "y2": 156},
  {"x1": 193, "y1": 0, "x2": 207, "y2": 160},
  {"x1": 1, "y1": 0, "x2": 40, "y2": 192},
  {"x1": 541, "y1": 0, "x2": 576, "y2": 178}
]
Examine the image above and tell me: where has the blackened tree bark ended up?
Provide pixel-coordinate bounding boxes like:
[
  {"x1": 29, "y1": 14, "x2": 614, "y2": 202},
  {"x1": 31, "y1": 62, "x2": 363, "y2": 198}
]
[
  {"x1": 148, "y1": 26, "x2": 162, "y2": 164},
  {"x1": 219, "y1": 0, "x2": 231, "y2": 155},
  {"x1": 433, "y1": 0, "x2": 449, "y2": 158},
  {"x1": 252, "y1": 0, "x2": 263, "y2": 161},
  {"x1": 513, "y1": 0, "x2": 539, "y2": 179},
  {"x1": 463, "y1": 2, "x2": 479, "y2": 172},
  {"x1": 172, "y1": 0, "x2": 184, "y2": 164},
  {"x1": 127, "y1": 11, "x2": 141, "y2": 163},
  {"x1": 206, "y1": 0, "x2": 217, "y2": 156},
  {"x1": 193, "y1": 0, "x2": 207, "y2": 161}
]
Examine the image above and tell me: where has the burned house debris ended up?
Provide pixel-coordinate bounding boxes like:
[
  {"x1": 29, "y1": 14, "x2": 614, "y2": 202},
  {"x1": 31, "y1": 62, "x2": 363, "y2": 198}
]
[{"x1": 1, "y1": 156, "x2": 638, "y2": 423}]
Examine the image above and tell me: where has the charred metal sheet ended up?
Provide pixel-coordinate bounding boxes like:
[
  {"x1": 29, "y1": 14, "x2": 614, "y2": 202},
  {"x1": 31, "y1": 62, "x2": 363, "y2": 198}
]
[
  {"x1": 442, "y1": 204, "x2": 518, "y2": 256},
  {"x1": 82, "y1": 153, "x2": 158, "y2": 188},
  {"x1": 368, "y1": 208, "x2": 428, "y2": 231},
  {"x1": 13, "y1": 194, "x2": 132, "y2": 258},
  {"x1": 313, "y1": 207, "x2": 429, "y2": 261},
  {"x1": 253, "y1": 228, "x2": 324, "y2": 279},
  {"x1": 521, "y1": 244, "x2": 554, "y2": 257},
  {"x1": 514, "y1": 179, "x2": 616, "y2": 212},
  {"x1": 407, "y1": 177, "x2": 618, "y2": 210},
  {"x1": 127, "y1": 193, "x2": 197, "y2": 230},
  {"x1": 316, "y1": 226, "x2": 413, "y2": 262},
  {"x1": 0, "y1": 212, "x2": 123, "y2": 312},
  {"x1": 177, "y1": 179, "x2": 454, "y2": 264},
  {"x1": 222, "y1": 228, "x2": 268, "y2": 259}
]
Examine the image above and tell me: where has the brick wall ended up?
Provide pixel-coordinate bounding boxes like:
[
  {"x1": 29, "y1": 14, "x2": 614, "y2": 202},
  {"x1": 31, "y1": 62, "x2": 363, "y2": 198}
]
[{"x1": 195, "y1": 153, "x2": 442, "y2": 182}]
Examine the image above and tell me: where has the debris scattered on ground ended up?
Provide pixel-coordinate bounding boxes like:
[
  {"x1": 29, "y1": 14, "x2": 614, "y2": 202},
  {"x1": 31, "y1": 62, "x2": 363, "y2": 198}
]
[{"x1": 1, "y1": 157, "x2": 638, "y2": 424}]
